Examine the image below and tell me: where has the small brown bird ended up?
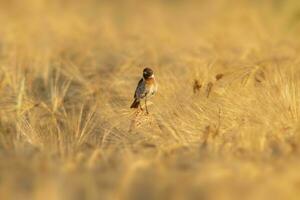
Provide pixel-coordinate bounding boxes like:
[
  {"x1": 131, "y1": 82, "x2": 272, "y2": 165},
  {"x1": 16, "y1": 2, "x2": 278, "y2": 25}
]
[{"x1": 130, "y1": 68, "x2": 158, "y2": 114}]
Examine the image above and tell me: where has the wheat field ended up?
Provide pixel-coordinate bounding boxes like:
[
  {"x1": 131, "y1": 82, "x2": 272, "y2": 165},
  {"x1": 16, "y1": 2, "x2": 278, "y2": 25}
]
[{"x1": 0, "y1": 0, "x2": 300, "y2": 199}]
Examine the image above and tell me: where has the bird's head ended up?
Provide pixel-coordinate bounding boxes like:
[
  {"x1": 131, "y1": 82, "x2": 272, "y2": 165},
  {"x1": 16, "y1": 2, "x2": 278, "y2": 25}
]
[{"x1": 143, "y1": 67, "x2": 154, "y2": 79}]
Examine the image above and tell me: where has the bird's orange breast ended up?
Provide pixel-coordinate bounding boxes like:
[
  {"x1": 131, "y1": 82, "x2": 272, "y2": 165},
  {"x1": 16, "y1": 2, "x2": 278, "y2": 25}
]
[{"x1": 145, "y1": 78, "x2": 155, "y2": 85}]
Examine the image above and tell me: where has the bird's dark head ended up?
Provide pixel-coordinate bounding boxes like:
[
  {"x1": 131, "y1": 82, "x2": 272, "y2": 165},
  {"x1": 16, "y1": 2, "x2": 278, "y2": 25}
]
[{"x1": 143, "y1": 68, "x2": 154, "y2": 79}]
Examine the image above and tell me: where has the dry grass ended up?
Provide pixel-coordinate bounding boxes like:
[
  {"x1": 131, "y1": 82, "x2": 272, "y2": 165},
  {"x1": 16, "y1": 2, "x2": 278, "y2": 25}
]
[{"x1": 0, "y1": 0, "x2": 300, "y2": 199}]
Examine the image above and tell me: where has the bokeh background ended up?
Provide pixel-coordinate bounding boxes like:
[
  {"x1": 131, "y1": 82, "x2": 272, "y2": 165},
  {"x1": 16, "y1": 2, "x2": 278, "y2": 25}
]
[{"x1": 0, "y1": 0, "x2": 300, "y2": 199}]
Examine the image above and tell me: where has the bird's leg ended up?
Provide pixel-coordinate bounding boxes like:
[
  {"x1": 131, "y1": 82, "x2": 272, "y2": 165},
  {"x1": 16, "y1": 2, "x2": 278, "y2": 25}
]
[
  {"x1": 145, "y1": 97, "x2": 149, "y2": 114},
  {"x1": 139, "y1": 101, "x2": 143, "y2": 111}
]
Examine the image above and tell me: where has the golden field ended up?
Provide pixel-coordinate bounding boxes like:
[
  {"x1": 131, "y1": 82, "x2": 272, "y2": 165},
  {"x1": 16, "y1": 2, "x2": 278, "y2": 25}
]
[{"x1": 0, "y1": 0, "x2": 300, "y2": 199}]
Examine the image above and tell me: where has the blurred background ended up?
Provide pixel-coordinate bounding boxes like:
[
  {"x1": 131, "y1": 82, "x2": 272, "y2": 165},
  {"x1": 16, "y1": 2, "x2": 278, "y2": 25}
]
[{"x1": 0, "y1": 0, "x2": 300, "y2": 200}]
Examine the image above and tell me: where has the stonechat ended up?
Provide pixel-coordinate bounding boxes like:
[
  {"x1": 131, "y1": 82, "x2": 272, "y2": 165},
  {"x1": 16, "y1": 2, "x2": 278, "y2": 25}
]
[{"x1": 130, "y1": 68, "x2": 158, "y2": 114}]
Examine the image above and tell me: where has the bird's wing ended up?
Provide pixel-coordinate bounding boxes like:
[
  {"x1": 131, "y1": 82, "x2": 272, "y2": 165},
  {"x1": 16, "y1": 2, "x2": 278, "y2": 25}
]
[{"x1": 134, "y1": 78, "x2": 145, "y2": 99}]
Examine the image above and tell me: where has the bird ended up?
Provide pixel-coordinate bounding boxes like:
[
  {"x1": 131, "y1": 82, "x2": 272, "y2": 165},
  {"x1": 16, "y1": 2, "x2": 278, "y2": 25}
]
[{"x1": 130, "y1": 67, "x2": 158, "y2": 114}]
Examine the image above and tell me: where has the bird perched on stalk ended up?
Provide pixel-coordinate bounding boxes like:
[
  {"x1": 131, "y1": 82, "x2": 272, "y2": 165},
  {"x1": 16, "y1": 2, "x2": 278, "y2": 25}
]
[{"x1": 130, "y1": 68, "x2": 158, "y2": 114}]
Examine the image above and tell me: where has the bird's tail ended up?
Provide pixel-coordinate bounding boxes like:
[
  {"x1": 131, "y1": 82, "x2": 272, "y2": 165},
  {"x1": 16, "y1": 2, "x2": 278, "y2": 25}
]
[{"x1": 130, "y1": 99, "x2": 140, "y2": 108}]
